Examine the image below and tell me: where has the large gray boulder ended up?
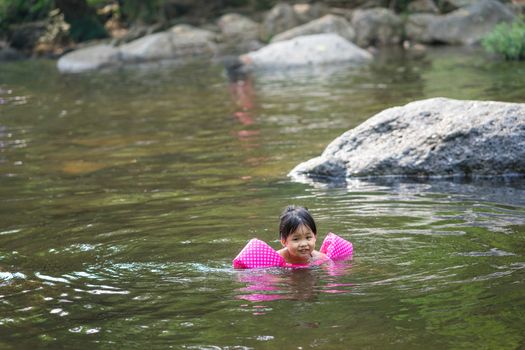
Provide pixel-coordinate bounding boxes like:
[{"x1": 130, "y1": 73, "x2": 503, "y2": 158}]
[
  {"x1": 242, "y1": 33, "x2": 372, "y2": 70},
  {"x1": 270, "y1": 14, "x2": 356, "y2": 43},
  {"x1": 405, "y1": 0, "x2": 515, "y2": 45},
  {"x1": 289, "y1": 98, "x2": 525, "y2": 181},
  {"x1": 58, "y1": 24, "x2": 218, "y2": 72},
  {"x1": 57, "y1": 44, "x2": 121, "y2": 73},
  {"x1": 120, "y1": 24, "x2": 217, "y2": 62},
  {"x1": 351, "y1": 8, "x2": 403, "y2": 46}
]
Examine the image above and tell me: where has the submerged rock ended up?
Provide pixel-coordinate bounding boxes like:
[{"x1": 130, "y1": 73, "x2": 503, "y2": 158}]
[
  {"x1": 241, "y1": 33, "x2": 372, "y2": 70},
  {"x1": 290, "y1": 98, "x2": 525, "y2": 181}
]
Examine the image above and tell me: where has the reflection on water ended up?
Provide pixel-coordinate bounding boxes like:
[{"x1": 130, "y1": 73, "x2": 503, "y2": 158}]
[
  {"x1": 0, "y1": 48, "x2": 524, "y2": 349},
  {"x1": 294, "y1": 175, "x2": 525, "y2": 206},
  {"x1": 236, "y1": 260, "x2": 353, "y2": 302}
]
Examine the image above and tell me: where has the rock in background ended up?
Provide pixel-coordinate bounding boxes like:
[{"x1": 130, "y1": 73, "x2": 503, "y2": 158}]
[
  {"x1": 53, "y1": 0, "x2": 522, "y2": 73},
  {"x1": 270, "y1": 14, "x2": 356, "y2": 43},
  {"x1": 405, "y1": 0, "x2": 515, "y2": 45},
  {"x1": 119, "y1": 24, "x2": 217, "y2": 62},
  {"x1": 57, "y1": 44, "x2": 121, "y2": 73},
  {"x1": 290, "y1": 98, "x2": 525, "y2": 181},
  {"x1": 242, "y1": 33, "x2": 372, "y2": 70},
  {"x1": 58, "y1": 24, "x2": 217, "y2": 72},
  {"x1": 217, "y1": 13, "x2": 263, "y2": 53},
  {"x1": 351, "y1": 8, "x2": 403, "y2": 46},
  {"x1": 259, "y1": 2, "x2": 328, "y2": 42}
]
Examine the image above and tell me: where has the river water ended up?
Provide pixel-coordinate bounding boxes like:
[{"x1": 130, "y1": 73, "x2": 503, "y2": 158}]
[{"x1": 0, "y1": 47, "x2": 524, "y2": 349}]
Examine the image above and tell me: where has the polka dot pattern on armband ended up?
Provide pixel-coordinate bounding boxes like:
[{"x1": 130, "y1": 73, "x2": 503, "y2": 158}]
[
  {"x1": 232, "y1": 239, "x2": 286, "y2": 269},
  {"x1": 319, "y1": 232, "x2": 353, "y2": 260}
]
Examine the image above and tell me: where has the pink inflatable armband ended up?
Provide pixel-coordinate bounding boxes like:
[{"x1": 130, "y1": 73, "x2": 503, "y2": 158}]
[
  {"x1": 232, "y1": 239, "x2": 286, "y2": 269},
  {"x1": 233, "y1": 233, "x2": 353, "y2": 269},
  {"x1": 320, "y1": 232, "x2": 353, "y2": 260}
]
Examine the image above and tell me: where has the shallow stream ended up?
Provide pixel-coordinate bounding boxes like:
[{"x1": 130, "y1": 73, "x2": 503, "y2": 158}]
[{"x1": 0, "y1": 47, "x2": 524, "y2": 349}]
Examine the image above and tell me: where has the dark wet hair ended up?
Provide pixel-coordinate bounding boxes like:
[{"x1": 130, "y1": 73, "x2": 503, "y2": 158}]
[{"x1": 279, "y1": 205, "x2": 317, "y2": 240}]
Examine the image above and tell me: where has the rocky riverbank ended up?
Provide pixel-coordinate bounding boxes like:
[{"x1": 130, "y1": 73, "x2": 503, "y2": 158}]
[{"x1": 1, "y1": 0, "x2": 521, "y2": 71}]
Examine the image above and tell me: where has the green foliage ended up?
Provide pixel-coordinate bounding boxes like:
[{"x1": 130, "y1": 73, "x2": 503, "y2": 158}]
[
  {"x1": 0, "y1": 0, "x2": 53, "y2": 31},
  {"x1": 482, "y1": 17, "x2": 525, "y2": 60}
]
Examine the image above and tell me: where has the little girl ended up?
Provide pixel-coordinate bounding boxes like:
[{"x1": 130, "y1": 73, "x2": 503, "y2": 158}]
[{"x1": 277, "y1": 205, "x2": 328, "y2": 265}]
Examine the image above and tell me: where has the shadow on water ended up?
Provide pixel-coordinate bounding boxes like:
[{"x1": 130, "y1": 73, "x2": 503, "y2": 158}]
[{"x1": 292, "y1": 174, "x2": 525, "y2": 206}]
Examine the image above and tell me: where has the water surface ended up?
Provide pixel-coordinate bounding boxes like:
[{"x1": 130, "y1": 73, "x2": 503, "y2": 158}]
[{"x1": 0, "y1": 47, "x2": 524, "y2": 349}]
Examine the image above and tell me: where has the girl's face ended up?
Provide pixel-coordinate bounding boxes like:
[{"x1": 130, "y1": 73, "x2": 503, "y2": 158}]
[{"x1": 281, "y1": 224, "x2": 317, "y2": 263}]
